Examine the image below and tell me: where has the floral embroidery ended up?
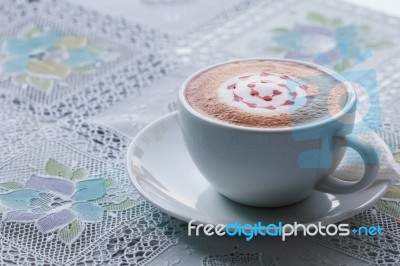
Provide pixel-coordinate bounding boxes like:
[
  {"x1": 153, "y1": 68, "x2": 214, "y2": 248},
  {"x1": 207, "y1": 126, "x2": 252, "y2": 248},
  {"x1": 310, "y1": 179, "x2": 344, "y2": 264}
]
[
  {"x1": 266, "y1": 12, "x2": 391, "y2": 71},
  {"x1": 0, "y1": 26, "x2": 118, "y2": 91},
  {"x1": 375, "y1": 184, "x2": 400, "y2": 219},
  {"x1": 0, "y1": 158, "x2": 135, "y2": 245},
  {"x1": 374, "y1": 152, "x2": 400, "y2": 219}
]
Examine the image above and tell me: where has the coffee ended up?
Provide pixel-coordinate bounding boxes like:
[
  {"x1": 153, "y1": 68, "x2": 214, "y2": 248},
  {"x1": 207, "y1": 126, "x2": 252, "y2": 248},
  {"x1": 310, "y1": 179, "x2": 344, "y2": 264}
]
[{"x1": 184, "y1": 60, "x2": 348, "y2": 127}]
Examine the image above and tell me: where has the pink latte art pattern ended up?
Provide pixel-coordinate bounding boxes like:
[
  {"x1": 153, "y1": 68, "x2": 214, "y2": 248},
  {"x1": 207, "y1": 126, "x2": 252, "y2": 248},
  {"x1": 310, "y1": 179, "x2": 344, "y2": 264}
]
[
  {"x1": 219, "y1": 72, "x2": 315, "y2": 114},
  {"x1": 184, "y1": 60, "x2": 348, "y2": 128}
]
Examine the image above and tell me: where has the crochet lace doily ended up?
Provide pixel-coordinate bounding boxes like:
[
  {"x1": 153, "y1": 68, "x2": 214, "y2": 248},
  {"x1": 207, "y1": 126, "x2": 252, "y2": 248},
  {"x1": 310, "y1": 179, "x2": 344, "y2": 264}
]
[{"x1": 1, "y1": 0, "x2": 400, "y2": 265}]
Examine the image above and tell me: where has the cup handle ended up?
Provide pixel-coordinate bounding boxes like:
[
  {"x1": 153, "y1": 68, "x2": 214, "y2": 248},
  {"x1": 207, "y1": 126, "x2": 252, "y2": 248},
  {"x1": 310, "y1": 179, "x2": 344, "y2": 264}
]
[{"x1": 315, "y1": 134, "x2": 380, "y2": 194}]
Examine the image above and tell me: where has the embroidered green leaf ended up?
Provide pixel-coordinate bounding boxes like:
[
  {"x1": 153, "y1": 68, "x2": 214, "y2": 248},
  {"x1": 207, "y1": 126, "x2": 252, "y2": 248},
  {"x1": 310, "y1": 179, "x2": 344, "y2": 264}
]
[
  {"x1": 28, "y1": 76, "x2": 53, "y2": 91},
  {"x1": 71, "y1": 168, "x2": 87, "y2": 181},
  {"x1": 72, "y1": 65, "x2": 93, "y2": 73},
  {"x1": 24, "y1": 26, "x2": 44, "y2": 39},
  {"x1": 375, "y1": 200, "x2": 400, "y2": 218},
  {"x1": 381, "y1": 185, "x2": 400, "y2": 201},
  {"x1": 307, "y1": 12, "x2": 327, "y2": 24},
  {"x1": 330, "y1": 17, "x2": 342, "y2": 26},
  {"x1": 394, "y1": 152, "x2": 400, "y2": 163},
  {"x1": 87, "y1": 46, "x2": 104, "y2": 53},
  {"x1": 360, "y1": 24, "x2": 371, "y2": 33},
  {"x1": 104, "y1": 178, "x2": 114, "y2": 188},
  {"x1": 367, "y1": 40, "x2": 391, "y2": 49},
  {"x1": 0, "y1": 182, "x2": 24, "y2": 190},
  {"x1": 333, "y1": 59, "x2": 351, "y2": 72},
  {"x1": 271, "y1": 27, "x2": 290, "y2": 33},
  {"x1": 45, "y1": 158, "x2": 88, "y2": 180},
  {"x1": 55, "y1": 36, "x2": 87, "y2": 49},
  {"x1": 102, "y1": 198, "x2": 135, "y2": 211},
  {"x1": 14, "y1": 74, "x2": 27, "y2": 83},
  {"x1": 44, "y1": 158, "x2": 73, "y2": 179},
  {"x1": 265, "y1": 47, "x2": 287, "y2": 53},
  {"x1": 27, "y1": 60, "x2": 71, "y2": 79},
  {"x1": 57, "y1": 220, "x2": 85, "y2": 245}
]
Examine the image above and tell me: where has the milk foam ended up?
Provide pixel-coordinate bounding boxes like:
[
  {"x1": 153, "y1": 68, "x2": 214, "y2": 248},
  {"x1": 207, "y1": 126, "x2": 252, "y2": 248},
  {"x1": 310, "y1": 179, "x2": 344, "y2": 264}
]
[
  {"x1": 218, "y1": 72, "x2": 313, "y2": 114},
  {"x1": 184, "y1": 60, "x2": 348, "y2": 128}
]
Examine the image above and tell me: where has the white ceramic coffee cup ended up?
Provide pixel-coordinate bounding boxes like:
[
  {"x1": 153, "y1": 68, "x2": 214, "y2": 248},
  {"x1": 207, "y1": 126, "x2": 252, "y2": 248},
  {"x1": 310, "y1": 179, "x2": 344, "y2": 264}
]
[{"x1": 178, "y1": 58, "x2": 379, "y2": 207}]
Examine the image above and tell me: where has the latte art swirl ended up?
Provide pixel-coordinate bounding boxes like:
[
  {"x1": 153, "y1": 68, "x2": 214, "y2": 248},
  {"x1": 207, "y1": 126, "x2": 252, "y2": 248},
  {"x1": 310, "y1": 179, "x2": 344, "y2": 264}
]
[
  {"x1": 184, "y1": 60, "x2": 348, "y2": 128},
  {"x1": 219, "y1": 72, "x2": 316, "y2": 114}
]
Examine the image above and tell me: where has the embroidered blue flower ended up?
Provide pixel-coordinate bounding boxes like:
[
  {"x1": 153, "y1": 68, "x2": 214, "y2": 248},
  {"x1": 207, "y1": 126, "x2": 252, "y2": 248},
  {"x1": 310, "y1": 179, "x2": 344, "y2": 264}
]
[
  {"x1": 1, "y1": 174, "x2": 107, "y2": 232},
  {"x1": 0, "y1": 26, "x2": 118, "y2": 91},
  {"x1": 266, "y1": 12, "x2": 390, "y2": 71},
  {"x1": 72, "y1": 202, "x2": 104, "y2": 222},
  {"x1": 73, "y1": 179, "x2": 107, "y2": 201},
  {"x1": 0, "y1": 189, "x2": 42, "y2": 210},
  {"x1": 4, "y1": 32, "x2": 59, "y2": 58},
  {"x1": 0, "y1": 158, "x2": 135, "y2": 245}
]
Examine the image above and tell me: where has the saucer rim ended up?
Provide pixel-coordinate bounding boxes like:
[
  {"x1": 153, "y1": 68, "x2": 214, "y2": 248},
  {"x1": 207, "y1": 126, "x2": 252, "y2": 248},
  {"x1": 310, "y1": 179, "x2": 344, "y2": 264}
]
[{"x1": 126, "y1": 111, "x2": 390, "y2": 227}]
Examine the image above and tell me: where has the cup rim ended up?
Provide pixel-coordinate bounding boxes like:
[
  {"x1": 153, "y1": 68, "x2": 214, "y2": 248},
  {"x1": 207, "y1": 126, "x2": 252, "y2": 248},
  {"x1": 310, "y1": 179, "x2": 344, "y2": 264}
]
[{"x1": 178, "y1": 58, "x2": 357, "y2": 132}]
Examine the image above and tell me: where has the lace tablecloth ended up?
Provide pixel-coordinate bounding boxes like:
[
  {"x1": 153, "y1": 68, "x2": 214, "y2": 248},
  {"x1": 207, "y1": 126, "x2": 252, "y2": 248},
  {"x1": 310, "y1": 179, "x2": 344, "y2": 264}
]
[{"x1": 1, "y1": 0, "x2": 400, "y2": 265}]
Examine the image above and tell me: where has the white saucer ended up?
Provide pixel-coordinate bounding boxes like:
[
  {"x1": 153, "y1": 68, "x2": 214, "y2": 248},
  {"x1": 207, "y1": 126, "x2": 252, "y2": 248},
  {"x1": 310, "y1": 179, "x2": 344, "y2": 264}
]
[{"x1": 126, "y1": 112, "x2": 390, "y2": 226}]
